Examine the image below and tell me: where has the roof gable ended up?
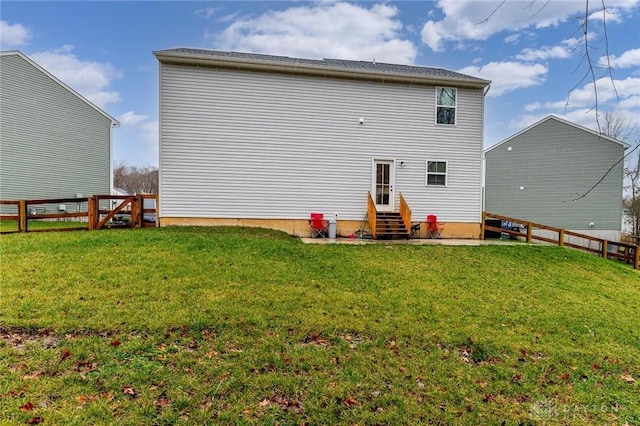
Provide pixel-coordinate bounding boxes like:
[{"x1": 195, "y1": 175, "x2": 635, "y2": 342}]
[
  {"x1": 153, "y1": 47, "x2": 491, "y2": 89},
  {"x1": 0, "y1": 50, "x2": 119, "y2": 126},
  {"x1": 485, "y1": 115, "x2": 630, "y2": 153}
]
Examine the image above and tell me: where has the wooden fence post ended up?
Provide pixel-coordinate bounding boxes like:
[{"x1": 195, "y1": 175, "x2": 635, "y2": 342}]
[
  {"x1": 155, "y1": 194, "x2": 160, "y2": 227},
  {"x1": 635, "y1": 245, "x2": 639, "y2": 270},
  {"x1": 480, "y1": 212, "x2": 486, "y2": 240},
  {"x1": 558, "y1": 229, "x2": 565, "y2": 247},
  {"x1": 133, "y1": 194, "x2": 143, "y2": 228},
  {"x1": 526, "y1": 222, "x2": 532, "y2": 243},
  {"x1": 602, "y1": 240, "x2": 608, "y2": 259},
  {"x1": 87, "y1": 196, "x2": 96, "y2": 230},
  {"x1": 18, "y1": 200, "x2": 27, "y2": 232}
]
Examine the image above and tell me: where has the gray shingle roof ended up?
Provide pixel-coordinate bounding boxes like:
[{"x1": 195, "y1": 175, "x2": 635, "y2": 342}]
[{"x1": 154, "y1": 47, "x2": 489, "y2": 86}]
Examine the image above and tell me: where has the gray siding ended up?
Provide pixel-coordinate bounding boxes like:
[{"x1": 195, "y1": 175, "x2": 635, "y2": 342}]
[
  {"x1": 0, "y1": 54, "x2": 112, "y2": 202},
  {"x1": 159, "y1": 63, "x2": 485, "y2": 222},
  {"x1": 485, "y1": 117, "x2": 625, "y2": 230}
]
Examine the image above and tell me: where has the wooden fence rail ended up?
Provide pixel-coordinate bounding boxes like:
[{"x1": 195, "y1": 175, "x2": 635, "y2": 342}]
[
  {"x1": 481, "y1": 212, "x2": 639, "y2": 270},
  {"x1": 0, "y1": 194, "x2": 158, "y2": 234}
]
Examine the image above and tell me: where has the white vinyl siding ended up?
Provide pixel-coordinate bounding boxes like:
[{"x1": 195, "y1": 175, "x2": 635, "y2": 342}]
[
  {"x1": 0, "y1": 53, "x2": 112, "y2": 201},
  {"x1": 159, "y1": 63, "x2": 485, "y2": 223}
]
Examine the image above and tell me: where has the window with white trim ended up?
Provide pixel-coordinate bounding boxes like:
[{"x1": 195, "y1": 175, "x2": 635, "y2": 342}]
[
  {"x1": 426, "y1": 160, "x2": 447, "y2": 186},
  {"x1": 436, "y1": 87, "x2": 456, "y2": 125}
]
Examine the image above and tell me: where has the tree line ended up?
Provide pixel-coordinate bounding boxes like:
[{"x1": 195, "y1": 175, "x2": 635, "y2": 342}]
[{"x1": 113, "y1": 163, "x2": 158, "y2": 195}]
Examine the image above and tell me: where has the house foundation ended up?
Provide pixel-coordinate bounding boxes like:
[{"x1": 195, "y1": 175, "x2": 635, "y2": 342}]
[{"x1": 160, "y1": 217, "x2": 481, "y2": 239}]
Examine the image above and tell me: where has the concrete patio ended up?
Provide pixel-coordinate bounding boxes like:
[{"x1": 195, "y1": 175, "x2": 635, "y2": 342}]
[{"x1": 300, "y1": 237, "x2": 522, "y2": 246}]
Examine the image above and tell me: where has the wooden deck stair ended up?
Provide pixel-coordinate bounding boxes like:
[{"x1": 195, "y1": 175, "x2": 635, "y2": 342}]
[{"x1": 375, "y1": 212, "x2": 410, "y2": 240}]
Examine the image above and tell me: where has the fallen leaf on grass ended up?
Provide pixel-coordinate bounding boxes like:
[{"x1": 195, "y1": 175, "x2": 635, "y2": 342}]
[
  {"x1": 74, "y1": 360, "x2": 97, "y2": 373},
  {"x1": 122, "y1": 387, "x2": 138, "y2": 398},
  {"x1": 259, "y1": 398, "x2": 270, "y2": 408},
  {"x1": 155, "y1": 396, "x2": 171, "y2": 407},
  {"x1": 110, "y1": 339, "x2": 121, "y2": 346},
  {"x1": 343, "y1": 397, "x2": 357, "y2": 407},
  {"x1": 61, "y1": 348, "x2": 71, "y2": 361},
  {"x1": 76, "y1": 394, "x2": 100, "y2": 408},
  {"x1": 19, "y1": 401, "x2": 35, "y2": 411},
  {"x1": 620, "y1": 373, "x2": 635, "y2": 383},
  {"x1": 302, "y1": 333, "x2": 329, "y2": 347},
  {"x1": 22, "y1": 371, "x2": 45, "y2": 380},
  {"x1": 5, "y1": 389, "x2": 26, "y2": 399},
  {"x1": 28, "y1": 417, "x2": 44, "y2": 424},
  {"x1": 592, "y1": 362, "x2": 601, "y2": 370},
  {"x1": 559, "y1": 373, "x2": 570, "y2": 381}
]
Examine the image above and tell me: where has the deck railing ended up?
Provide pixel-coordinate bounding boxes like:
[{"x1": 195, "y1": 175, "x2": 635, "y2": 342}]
[
  {"x1": 399, "y1": 193, "x2": 412, "y2": 234},
  {"x1": 367, "y1": 191, "x2": 377, "y2": 240},
  {"x1": 482, "y1": 212, "x2": 639, "y2": 270}
]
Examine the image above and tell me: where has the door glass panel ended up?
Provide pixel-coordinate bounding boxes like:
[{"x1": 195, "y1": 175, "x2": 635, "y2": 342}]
[{"x1": 376, "y1": 163, "x2": 390, "y2": 205}]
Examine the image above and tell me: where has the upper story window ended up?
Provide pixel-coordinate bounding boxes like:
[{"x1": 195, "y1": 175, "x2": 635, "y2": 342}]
[
  {"x1": 436, "y1": 87, "x2": 456, "y2": 125},
  {"x1": 426, "y1": 160, "x2": 447, "y2": 186}
]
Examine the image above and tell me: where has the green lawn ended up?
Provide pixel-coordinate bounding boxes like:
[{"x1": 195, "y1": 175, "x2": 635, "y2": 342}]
[
  {"x1": 1, "y1": 227, "x2": 638, "y2": 424},
  {"x1": 0, "y1": 220, "x2": 87, "y2": 233}
]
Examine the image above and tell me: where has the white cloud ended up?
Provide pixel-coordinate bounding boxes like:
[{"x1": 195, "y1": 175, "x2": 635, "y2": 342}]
[
  {"x1": 30, "y1": 46, "x2": 121, "y2": 109},
  {"x1": 524, "y1": 102, "x2": 542, "y2": 112},
  {"x1": 196, "y1": 6, "x2": 219, "y2": 20},
  {"x1": 113, "y1": 119, "x2": 159, "y2": 166},
  {"x1": 513, "y1": 76, "x2": 640, "y2": 134},
  {"x1": 421, "y1": 0, "x2": 582, "y2": 52},
  {"x1": 515, "y1": 37, "x2": 581, "y2": 62},
  {"x1": 459, "y1": 61, "x2": 548, "y2": 97},
  {"x1": 118, "y1": 111, "x2": 148, "y2": 127},
  {"x1": 140, "y1": 121, "x2": 159, "y2": 164},
  {"x1": 421, "y1": 0, "x2": 640, "y2": 52},
  {"x1": 601, "y1": 48, "x2": 640, "y2": 69},
  {"x1": 0, "y1": 20, "x2": 32, "y2": 48},
  {"x1": 565, "y1": 76, "x2": 640, "y2": 109},
  {"x1": 141, "y1": 121, "x2": 158, "y2": 144},
  {"x1": 587, "y1": 1, "x2": 640, "y2": 23},
  {"x1": 503, "y1": 33, "x2": 521, "y2": 45},
  {"x1": 210, "y1": 2, "x2": 416, "y2": 64}
]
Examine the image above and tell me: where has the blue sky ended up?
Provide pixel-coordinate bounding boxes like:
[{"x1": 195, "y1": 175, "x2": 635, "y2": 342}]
[{"x1": 2, "y1": 1, "x2": 639, "y2": 166}]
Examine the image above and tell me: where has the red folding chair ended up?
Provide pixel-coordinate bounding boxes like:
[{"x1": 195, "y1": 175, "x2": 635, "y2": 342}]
[
  {"x1": 426, "y1": 214, "x2": 444, "y2": 239},
  {"x1": 310, "y1": 213, "x2": 329, "y2": 238}
]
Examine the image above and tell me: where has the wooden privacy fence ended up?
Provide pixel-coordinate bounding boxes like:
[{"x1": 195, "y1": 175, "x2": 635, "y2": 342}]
[
  {"x1": 0, "y1": 194, "x2": 158, "y2": 233},
  {"x1": 481, "y1": 212, "x2": 639, "y2": 270}
]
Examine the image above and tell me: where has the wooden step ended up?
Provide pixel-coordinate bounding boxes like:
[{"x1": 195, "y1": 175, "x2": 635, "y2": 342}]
[{"x1": 375, "y1": 212, "x2": 409, "y2": 239}]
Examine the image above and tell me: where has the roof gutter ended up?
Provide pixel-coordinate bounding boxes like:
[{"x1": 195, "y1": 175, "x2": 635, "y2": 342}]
[{"x1": 153, "y1": 51, "x2": 491, "y2": 90}]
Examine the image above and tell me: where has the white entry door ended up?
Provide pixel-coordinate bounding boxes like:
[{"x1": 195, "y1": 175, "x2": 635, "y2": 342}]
[{"x1": 372, "y1": 159, "x2": 395, "y2": 212}]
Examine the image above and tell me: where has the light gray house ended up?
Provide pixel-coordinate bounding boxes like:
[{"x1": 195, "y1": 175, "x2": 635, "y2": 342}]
[
  {"x1": 154, "y1": 48, "x2": 491, "y2": 238},
  {"x1": 484, "y1": 115, "x2": 629, "y2": 241},
  {"x1": 0, "y1": 51, "x2": 118, "y2": 204}
]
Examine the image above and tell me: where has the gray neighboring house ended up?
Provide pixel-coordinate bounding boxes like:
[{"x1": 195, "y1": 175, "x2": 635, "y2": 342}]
[
  {"x1": 0, "y1": 51, "x2": 118, "y2": 206},
  {"x1": 154, "y1": 48, "x2": 491, "y2": 238},
  {"x1": 484, "y1": 115, "x2": 629, "y2": 241}
]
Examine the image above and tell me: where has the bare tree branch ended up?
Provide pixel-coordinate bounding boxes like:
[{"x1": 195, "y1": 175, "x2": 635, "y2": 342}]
[
  {"x1": 566, "y1": 142, "x2": 640, "y2": 202},
  {"x1": 565, "y1": 1, "x2": 619, "y2": 131},
  {"x1": 478, "y1": 0, "x2": 620, "y2": 128},
  {"x1": 526, "y1": 0, "x2": 551, "y2": 18},
  {"x1": 476, "y1": 0, "x2": 506, "y2": 25}
]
